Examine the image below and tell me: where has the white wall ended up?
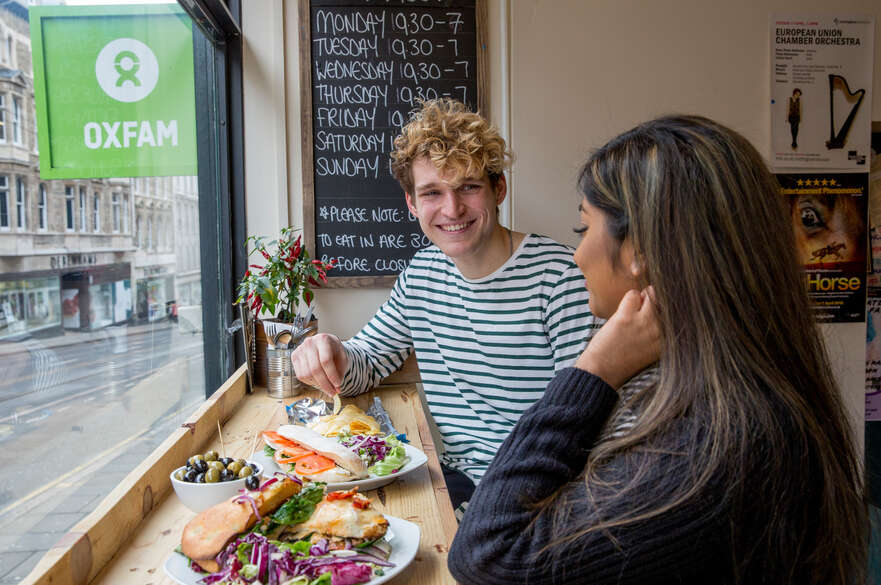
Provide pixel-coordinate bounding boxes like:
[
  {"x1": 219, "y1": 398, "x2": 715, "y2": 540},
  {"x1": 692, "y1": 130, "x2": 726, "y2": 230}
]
[{"x1": 242, "y1": 0, "x2": 879, "y2": 443}]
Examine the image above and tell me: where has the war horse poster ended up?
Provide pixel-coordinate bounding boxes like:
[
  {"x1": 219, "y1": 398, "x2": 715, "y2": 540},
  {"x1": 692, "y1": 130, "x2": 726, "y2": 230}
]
[{"x1": 777, "y1": 172, "x2": 868, "y2": 323}]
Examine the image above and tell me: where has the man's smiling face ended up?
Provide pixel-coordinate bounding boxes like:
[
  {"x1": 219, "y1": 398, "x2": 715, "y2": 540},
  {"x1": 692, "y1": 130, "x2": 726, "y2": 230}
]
[{"x1": 405, "y1": 156, "x2": 506, "y2": 265}]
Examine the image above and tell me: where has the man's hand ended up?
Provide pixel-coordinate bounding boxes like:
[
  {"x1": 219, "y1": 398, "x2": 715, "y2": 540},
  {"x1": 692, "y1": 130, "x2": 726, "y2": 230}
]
[
  {"x1": 574, "y1": 287, "x2": 661, "y2": 390},
  {"x1": 290, "y1": 333, "x2": 348, "y2": 396}
]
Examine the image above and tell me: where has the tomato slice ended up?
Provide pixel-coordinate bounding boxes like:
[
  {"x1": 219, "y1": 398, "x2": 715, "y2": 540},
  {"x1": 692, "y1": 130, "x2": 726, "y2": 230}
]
[
  {"x1": 295, "y1": 454, "x2": 336, "y2": 475},
  {"x1": 326, "y1": 487, "x2": 359, "y2": 501},
  {"x1": 262, "y1": 430, "x2": 301, "y2": 450},
  {"x1": 274, "y1": 445, "x2": 314, "y2": 464}
]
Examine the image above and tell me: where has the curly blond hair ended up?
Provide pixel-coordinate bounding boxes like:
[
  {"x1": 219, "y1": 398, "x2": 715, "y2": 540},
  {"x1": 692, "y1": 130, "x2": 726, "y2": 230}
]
[{"x1": 390, "y1": 98, "x2": 512, "y2": 193}]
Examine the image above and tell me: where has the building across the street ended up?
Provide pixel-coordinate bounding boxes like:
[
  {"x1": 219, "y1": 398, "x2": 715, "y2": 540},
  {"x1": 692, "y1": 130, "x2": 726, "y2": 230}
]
[{"x1": 0, "y1": 2, "x2": 199, "y2": 339}]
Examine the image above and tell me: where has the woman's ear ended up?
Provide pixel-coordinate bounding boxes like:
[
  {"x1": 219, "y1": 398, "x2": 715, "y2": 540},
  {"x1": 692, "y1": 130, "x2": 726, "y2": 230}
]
[{"x1": 620, "y1": 239, "x2": 644, "y2": 280}]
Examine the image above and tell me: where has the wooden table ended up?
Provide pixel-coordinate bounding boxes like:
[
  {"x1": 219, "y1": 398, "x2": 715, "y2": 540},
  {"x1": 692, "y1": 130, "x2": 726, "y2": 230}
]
[{"x1": 23, "y1": 365, "x2": 458, "y2": 585}]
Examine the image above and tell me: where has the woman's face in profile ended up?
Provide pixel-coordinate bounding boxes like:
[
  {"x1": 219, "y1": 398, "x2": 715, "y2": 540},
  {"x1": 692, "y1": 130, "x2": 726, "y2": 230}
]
[
  {"x1": 573, "y1": 198, "x2": 640, "y2": 319},
  {"x1": 791, "y1": 195, "x2": 865, "y2": 265}
]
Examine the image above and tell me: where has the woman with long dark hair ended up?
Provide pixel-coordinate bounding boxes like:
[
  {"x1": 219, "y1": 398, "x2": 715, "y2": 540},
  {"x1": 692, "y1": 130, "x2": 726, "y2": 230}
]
[{"x1": 447, "y1": 115, "x2": 867, "y2": 585}]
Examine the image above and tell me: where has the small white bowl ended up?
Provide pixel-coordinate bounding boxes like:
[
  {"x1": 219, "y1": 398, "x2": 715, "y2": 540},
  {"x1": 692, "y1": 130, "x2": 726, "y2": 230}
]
[{"x1": 170, "y1": 462, "x2": 263, "y2": 513}]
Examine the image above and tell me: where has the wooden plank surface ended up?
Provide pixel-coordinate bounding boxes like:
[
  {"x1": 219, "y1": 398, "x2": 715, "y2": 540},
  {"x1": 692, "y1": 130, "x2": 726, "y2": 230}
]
[{"x1": 81, "y1": 383, "x2": 457, "y2": 585}]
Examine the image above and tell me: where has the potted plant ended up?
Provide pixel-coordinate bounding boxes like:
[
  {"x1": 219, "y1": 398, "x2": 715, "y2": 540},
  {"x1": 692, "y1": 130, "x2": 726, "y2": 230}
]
[{"x1": 235, "y1": 227, "x2": 336, "y2": 386}]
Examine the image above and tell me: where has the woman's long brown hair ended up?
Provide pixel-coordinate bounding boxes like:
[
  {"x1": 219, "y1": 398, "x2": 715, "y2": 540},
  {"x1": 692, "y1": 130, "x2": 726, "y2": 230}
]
[{"x1": 547, "y1": 115, "x2": 867, "y2": 584}]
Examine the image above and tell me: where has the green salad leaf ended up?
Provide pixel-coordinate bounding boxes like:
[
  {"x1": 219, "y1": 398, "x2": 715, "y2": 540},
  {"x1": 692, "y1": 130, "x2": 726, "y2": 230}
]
[
  {"x1": 368, "y1": 436, "x2": 408, "y2": 476},
  {"x1": 270, "y1": 483, "x2": 326, "y2": 526}
]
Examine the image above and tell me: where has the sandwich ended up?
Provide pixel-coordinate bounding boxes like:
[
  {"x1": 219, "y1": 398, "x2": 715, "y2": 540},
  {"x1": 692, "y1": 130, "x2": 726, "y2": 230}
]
[
  {"x1": 181, "y1": 476, "x2": 301, "y2": 572},
  {"x1": 263, "y1": 425, "x2": 369, "y2": 483},
  {"x1": 178, "y1": 479, "x2": 393, "y2": 585}
]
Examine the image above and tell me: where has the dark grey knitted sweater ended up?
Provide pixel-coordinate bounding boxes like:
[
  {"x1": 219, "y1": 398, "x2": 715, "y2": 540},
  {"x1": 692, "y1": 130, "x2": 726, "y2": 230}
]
[{"x1": 447, "y1": 367, "x2": 727, "y2": 585}]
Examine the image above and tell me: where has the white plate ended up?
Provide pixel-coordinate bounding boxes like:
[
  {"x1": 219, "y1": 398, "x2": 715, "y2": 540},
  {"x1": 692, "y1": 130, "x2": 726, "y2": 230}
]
[
  {"x1": 252, "y1": 442, "x2": 428, "y2": 491},
  {"x1": 164, "y1": 515, "x2": 420, "y2": 585}
]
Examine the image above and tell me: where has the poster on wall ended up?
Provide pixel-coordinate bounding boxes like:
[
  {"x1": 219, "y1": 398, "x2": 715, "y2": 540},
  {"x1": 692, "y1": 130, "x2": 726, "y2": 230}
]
[
  {"x1": 770, "y1": 14, "x2": 874, "y2": 170},
  {"x1": 868, "y1": 293, "x2": 881, "y2": 419},
  {"x1": 777, "y1": 172, "x2": 868, "y2": 322}
]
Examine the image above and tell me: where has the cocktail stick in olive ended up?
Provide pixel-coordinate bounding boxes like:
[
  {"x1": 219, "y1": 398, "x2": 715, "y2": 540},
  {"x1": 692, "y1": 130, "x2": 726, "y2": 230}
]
[{"x1": 204, "y1": 450, "x2": 219, "y2": 462}]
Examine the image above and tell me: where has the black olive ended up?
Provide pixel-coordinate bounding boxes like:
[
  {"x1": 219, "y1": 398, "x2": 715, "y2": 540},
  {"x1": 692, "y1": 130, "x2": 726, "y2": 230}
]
[
  {"x1": 220, "y1": 457, "x2": 233, "y2": 466},
  {"x1": 194, "y1": 459, "x2": 208, "y2": 473},
  {"x1": 244, "y1": 475, "x2": 259, "y2": 490},
  {"x1": 220, "y1": 469, "x2": 233, "y2": 482},
  {"x1": 184, "y1": 469, "x2": 198, "y2": 483},
  {"x1": 195, "y1": 472, "x2": 206, "y2": 483}
]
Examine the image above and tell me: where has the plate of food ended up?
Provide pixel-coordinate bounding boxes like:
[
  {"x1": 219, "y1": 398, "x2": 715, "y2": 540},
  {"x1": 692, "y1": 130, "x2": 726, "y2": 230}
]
[
  {"x1": 165, "y1": 477, "x2": 419, "y2": 585},
  {"x1": 253, "y1": 405, "x2": 428, "y2": 491}
]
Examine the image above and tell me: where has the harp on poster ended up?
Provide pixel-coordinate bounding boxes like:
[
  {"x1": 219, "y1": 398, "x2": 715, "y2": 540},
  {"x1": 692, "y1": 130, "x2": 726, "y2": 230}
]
[{"x1": 825, "y1": 74, "x2": 866, "y2": 150}]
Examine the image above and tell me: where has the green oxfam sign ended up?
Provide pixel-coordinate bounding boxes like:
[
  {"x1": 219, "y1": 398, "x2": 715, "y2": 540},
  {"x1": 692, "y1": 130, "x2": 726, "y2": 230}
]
[{"x1": 31, "y1": 5, "x2": 197, "y2": 179}]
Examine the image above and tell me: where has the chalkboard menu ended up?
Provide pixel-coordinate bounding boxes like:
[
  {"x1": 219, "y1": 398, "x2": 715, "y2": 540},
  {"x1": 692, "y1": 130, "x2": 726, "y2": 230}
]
[{"x1": 300, "y1": 0, "x2": 485, "y2": 285}]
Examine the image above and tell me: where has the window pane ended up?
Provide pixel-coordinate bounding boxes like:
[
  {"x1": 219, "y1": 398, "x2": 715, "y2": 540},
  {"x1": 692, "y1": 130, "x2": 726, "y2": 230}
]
[
  {"x1": 12, "y1": 95, "x2": 21, "y2": 144},
  {"x1": 15, "y1": 177, "x2": 25, "y2": 229},
  {"x1": 78, "y1": 186, "x2": 86, "y2": 231},
  {"x1": 0, "y1": 175, "x2": 8, "y2": 228},
  {"x1": 0, "y1": 93, "x2": 6, "y2": 142},
  {"x1": 38, "y1": 184, "x2": 46, "y2": 230},
  {"x1": 0, "y1": 4, "x2": 220, "y2": 582},
  {"x1": 92, "y1": 191, "x2": 99, "y2": 232},
  {"x1": 64, "y1": 185, "x2": 74, "y2": 230}
]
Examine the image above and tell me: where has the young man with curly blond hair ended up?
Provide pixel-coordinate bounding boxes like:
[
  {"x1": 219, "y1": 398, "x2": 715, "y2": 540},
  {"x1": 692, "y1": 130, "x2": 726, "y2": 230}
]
[{"x1": 291, "y1": 99, "x2": 599, "y2": 510}]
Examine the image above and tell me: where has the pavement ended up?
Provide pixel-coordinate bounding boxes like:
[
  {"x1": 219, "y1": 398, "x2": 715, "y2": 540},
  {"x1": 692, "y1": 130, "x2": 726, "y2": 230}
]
[{"x1": 0, "y1": 319, "x2": 178, "y2": 357}]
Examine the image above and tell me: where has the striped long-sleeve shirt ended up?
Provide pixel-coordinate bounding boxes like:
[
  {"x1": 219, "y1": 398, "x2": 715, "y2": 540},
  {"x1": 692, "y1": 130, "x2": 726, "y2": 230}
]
[{"x1": 340, "y1": 234, "x2": 601, "y2": 483}]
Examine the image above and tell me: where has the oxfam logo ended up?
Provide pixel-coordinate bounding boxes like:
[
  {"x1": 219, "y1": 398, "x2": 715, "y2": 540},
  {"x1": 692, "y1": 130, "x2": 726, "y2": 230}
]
[{"x1": 95, "y1": 38, "x2": 159, "y2": 102}]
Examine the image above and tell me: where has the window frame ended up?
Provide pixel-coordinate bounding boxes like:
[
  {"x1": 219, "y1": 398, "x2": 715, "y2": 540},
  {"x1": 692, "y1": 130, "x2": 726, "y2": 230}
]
[{"x1": 184, "y1": 0, "x2": 246, "y2": 396}]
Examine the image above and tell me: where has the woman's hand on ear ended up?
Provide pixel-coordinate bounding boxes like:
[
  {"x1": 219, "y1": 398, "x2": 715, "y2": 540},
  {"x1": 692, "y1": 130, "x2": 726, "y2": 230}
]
[{"x1": 575, "y1": 287, "x2": 661, "y2": 389}]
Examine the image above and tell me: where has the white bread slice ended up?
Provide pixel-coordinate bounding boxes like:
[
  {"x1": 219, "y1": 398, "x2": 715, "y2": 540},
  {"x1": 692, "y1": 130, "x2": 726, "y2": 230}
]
[{"x1": 276, "y1": 424, "x2": 368, "y2": 479}]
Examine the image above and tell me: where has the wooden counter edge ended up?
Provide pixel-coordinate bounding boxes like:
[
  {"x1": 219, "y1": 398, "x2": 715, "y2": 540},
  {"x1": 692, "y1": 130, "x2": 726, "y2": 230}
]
[{"x1": 20, "y1": 364, "x2": 250, "y2": 585}]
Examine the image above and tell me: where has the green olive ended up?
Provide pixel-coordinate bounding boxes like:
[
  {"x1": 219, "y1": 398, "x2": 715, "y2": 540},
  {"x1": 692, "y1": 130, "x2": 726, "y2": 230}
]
[
  {"x1": 226, "y1": 461, "x2": 243, "y2": 475},
  {"x1": 174, "y1": 468, "x2": 186, "y2": 481},
  {"x1": 205, "y1": 468, "x2": 221, "y2": 483},
  {"x1": 235, "y1": 458, "x2": 247, "y2": 468},
  {"x1": 238, "y1": 466, "x2": 254, "y2": 478},
  {"x1": 204, "y1": 450, "x2": 219, "y2": 462},
  {"x1": 188, "y1": 454, "x2": 204, "y2": 467},
  {"x1": 208, "y1": 460, "x2": 225, "y2": 472}
]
